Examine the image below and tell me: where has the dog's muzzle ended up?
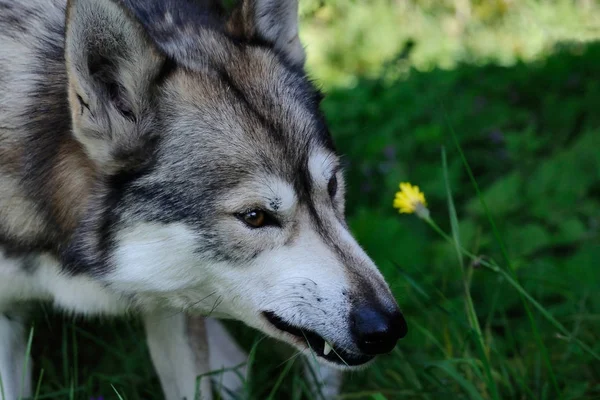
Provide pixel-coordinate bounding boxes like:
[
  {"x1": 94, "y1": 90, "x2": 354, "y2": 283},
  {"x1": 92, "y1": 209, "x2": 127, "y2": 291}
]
[{"x1": 263, "y1": 304, "x2": 407, "y2": 367}]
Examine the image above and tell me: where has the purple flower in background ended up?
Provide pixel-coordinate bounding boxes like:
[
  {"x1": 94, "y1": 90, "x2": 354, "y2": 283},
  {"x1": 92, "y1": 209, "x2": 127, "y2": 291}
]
[
  {"x1": 383, "y1": 145, "x2": 396, "y2": 160},
  {"x1": 90, "y1": 397, "x2": 104, "y2": 400},
  {"x1": 377, "y1": 162, "x2": 392, "y2": 174},
  {"x1": 473, "y1": 96, "x2": 487, "y2": 113},
  {"x1": 496, "y1": 148, "x2": 510, "y2": 161},
  {"x1": 567, "y1": 73, "x2": 581, "y2": 88},
  {"x1": 361, "y1": 182, "x2": 373, "y2": 193},
  {"x1": 488, "y1": 129, "x2": 505, "y2": 144},
  {"x1": 361, "y1": 164, "x2": 373, "y2": 177}
]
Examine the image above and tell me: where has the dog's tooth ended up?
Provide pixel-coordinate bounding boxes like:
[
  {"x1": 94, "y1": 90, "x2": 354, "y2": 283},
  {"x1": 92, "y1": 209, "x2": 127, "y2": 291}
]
[{"x1": 323, "y1": 341, "x2": 332, "y2": 356}]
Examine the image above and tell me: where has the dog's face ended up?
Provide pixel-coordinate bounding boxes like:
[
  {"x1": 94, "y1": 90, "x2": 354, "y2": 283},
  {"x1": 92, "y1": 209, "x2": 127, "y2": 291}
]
[{"x1": 64, "y1": 0, "x2": 406, "y2": 368}]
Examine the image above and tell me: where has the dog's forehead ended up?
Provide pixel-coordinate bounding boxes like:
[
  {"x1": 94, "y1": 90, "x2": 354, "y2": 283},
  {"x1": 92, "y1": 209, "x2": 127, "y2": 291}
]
[{"x1": 156, "y1": 46, "x2": 333, "y2": 180}]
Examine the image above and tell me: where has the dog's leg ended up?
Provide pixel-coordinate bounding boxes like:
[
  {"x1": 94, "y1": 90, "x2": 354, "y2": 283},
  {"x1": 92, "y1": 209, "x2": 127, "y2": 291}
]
[
  {"x1": 0, "y1": 312, "x2": 31, "y2": 400},
  {"x1": 205, "y1": 318, "x2": 248, "y2": 399},
  {"x1": 303, "y1": 356, "x2": 342, "y2": 400},
  {"x1": 144, "y1": 313, "x2": 212, "y2": 400}
]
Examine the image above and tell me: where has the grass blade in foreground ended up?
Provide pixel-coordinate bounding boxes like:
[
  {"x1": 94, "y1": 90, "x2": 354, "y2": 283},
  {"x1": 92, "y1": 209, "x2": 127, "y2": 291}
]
[
  {"x1": 440, "y1": 103, "x2": 562, "y2": 398},
  {"x1": 111, "y1": 384, "x2": 126, "y2": 400},
  {"x1": 424, "y1": 360, "x2": 485, "y2": 400},
  {"x1": 441, "y1": 147, "x2": 500, "y2": 400},
  {"x1": 265, "y1": 356, "x2": 297, "y2": 400},
  {"x1": 21, "y1": 326, "x2": 34, "y2": 400}
]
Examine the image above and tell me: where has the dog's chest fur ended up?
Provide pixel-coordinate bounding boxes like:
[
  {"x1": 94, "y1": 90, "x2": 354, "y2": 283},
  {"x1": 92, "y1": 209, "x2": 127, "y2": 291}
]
[{"x1": 0, "y1": 249, "x2": 128, "y2": 315}]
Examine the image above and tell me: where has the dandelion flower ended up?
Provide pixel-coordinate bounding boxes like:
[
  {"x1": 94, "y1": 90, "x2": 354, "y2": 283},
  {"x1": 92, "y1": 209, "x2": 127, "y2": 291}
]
[{"x1": 393, "y1": 182, "x2": 430, "y2": 219}]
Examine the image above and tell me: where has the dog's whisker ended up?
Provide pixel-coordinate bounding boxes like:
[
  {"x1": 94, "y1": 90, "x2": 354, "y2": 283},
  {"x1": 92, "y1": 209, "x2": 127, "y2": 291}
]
[
  {"x1": 206, "y1": 295, "x2": 224, "y2": 317},
  {"x1": 262, "y1": 295, "x2": 311, "y2": 307}
]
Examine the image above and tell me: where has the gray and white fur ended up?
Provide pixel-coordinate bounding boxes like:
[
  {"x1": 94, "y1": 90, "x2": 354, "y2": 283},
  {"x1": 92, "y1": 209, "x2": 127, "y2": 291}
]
[{"x1": 0, "y1": 0, "x2": 407, "y2": 398}]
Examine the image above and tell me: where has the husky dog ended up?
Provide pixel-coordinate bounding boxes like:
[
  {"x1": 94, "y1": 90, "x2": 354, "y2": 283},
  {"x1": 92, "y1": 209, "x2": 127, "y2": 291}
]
[{"x1": 0, "y1": 0, "x2": 407, "y2": 398}]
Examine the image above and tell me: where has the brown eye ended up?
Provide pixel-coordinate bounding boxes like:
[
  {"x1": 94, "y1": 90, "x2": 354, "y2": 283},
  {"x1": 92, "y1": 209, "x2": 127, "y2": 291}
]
[
  {"x1": 328, "y1": 175, "x2": 338, "y2": 198},
  {"x1": 237, "y1": 209, "x2": 280, "y2": 229},
  {"x1": 243, "y1": 210, "x2": 265, "y2": 228}
]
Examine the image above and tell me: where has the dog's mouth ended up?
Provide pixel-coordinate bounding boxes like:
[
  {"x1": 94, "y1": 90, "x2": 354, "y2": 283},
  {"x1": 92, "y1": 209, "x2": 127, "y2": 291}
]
[{"x1": 263, "y1": 311, "x2": 375, "y2": 367}]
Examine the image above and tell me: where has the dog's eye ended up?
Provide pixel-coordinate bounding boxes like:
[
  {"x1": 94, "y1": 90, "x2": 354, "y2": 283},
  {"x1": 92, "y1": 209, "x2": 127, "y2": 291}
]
[
  {"x1": 243, "y1": 210, "x2": 264, "y2": 227},
  {"x1": 328, "y1": 175, "x2": 338, "y2": 198},
  {"x1": 237, "y1": 210, "x2": 279, "y2": 229}
]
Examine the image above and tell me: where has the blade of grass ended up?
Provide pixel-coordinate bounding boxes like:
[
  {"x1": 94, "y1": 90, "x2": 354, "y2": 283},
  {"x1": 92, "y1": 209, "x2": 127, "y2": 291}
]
[
  {"x1": 194, "y1": 372, "x2": 204, "y2": 400},
  {"x1": 441, "y1": 147, "x2": 500, "y2": 400},
  {"x1": 194, "y1": 362, "x2": 247, "y2": 400},
  {"x1": 215, "y1": 365, "x2": 224, "y2": 400},
  {"x1": 482, "y1": 262, "x2": 600, "y2": 361},
  {"x1": 302, "y1": 357, "x2": 328, "y2": 400},
  {"x1": 21, "y1": 325, "x2": 34, "y2": 400},
  {"x1": 391, "y1": 261, "x2": 470, "y2": 330},
  {"x1": 70, "y1": 324, "x2": 78, "y2": 393},
  {"x1": 265, "y1": 356, "x2": 297, "y2": 400},
  {"x1": 243, "y1": 336, "x2": 264, "y2": 398},
  {"x1": 302, "y1": 328, "x2": 350, "y2": 370},
  {"x1": 440, "y1": 102, "x2": 562, "y2": 398},
  {"x1": 338, "y1": 389, "x2": 448, "y2": 399},
  {"x1": 408, "y1": 320, "x2": 447, "y2": 357},
  {"x1": 31, "y1": 387, "x2": 85, "y2": 400},
  {"x1": 112, "y1": 384, "x2": 126, "y2": 400},
  {"x1": 194, "y1": 362, "x2": 248, "y2": 379},
  {"x1": 33, "y1": 369, "x2": 44, "y2": 400},
  {"x1": 0, "y1": 369, "x2": 4, "y2": 400},
  {"x1": 424, "y1": 361, "x2": 485, "y2": 400},
  {"x1": 295, "y1": 376, "x2": 317, "y2": 400},
  {"x1": 61, "y1": 323, "x2": 69, "y2": 387},
  {"x1": 392, "y1": 348, "x2": 431, "y2": 400},
  {"x1": 370, "y1": 394, "x2": 388, "y2": 400},
  {"x1": 423, "y1": 220, "x2": 600, "y2": 361},
  {"x1": 72, "y1": 326, "x2": 130, "y2": 361},
  {"x1": 68, "y1": 380, "x2": 74, "y2": 400},
  {"x1": 291, "y1": 375, "x2": 303, "y2": 400}
]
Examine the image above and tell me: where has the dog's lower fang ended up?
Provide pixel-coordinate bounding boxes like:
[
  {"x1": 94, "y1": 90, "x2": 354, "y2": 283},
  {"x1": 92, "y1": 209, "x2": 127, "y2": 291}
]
[{"x1": 323, "y1": 340, "x2": 332, "y2": 356}]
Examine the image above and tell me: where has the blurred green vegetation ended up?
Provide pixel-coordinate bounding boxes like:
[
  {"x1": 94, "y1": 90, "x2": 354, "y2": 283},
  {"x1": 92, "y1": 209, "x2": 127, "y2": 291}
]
[
  {"x1": 324, "y1": 41, "x2": 600, "y2": 400},
  {"x1": 300, "y1": 0, "x2": 600, "y2": 87},
  {"x1": 303, "y1": 1, "x2": 600, "y2": 398},
  {"x1": 30, "y1": 1, "x2": 600, "y2": 399}
]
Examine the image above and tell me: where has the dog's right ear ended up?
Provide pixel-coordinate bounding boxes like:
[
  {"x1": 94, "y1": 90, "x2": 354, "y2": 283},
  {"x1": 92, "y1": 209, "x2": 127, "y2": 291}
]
[
  {"x1": 227, "y1": 0, "x2": 305, "y2": 67},
  {"x1": 65, "y1": 0, "x2": 165, "y2": 173}
]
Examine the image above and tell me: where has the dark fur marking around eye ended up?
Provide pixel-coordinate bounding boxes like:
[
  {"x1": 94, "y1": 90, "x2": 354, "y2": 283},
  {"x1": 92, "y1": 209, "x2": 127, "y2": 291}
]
[
  {"x1": 269, "y1": 197, "x2": 281, "y2": 211},
  {"x1": 328, "y1": 174, "x2": 338, "y2": 198}
]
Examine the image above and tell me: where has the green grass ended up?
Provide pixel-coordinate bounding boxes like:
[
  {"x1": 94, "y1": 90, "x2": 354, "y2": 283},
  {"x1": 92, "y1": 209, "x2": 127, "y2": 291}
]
[{"x1": 24, "y1": 1, "x2": 600, "y2": 399}]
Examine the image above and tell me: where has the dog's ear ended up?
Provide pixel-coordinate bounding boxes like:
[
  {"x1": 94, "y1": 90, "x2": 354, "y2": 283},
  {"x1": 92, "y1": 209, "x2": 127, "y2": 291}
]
[
  {"x1": 65, "y1": 0, "x2": 165, "y2": 173},
  {"x1": 227, "y1": 0, "x2": 305, "y2": 67}
]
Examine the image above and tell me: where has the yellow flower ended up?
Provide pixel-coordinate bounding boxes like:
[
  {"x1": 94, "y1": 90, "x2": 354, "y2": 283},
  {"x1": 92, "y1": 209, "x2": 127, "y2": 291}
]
[{"x1": 393, "y1": 182, "x2": 430, "y2": 219}]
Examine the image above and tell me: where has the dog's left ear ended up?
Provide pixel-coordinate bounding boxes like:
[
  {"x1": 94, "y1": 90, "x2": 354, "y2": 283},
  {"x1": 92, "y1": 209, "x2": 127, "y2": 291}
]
[{"x1": 227, "y1": 0, "x2": 305, "y2": 67}]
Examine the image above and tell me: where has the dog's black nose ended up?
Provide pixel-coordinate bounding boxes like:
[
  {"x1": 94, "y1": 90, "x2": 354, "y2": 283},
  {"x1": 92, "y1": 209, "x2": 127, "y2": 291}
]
[{"x1": 351, "y1": 304, "x2": 407, "y2": 355}]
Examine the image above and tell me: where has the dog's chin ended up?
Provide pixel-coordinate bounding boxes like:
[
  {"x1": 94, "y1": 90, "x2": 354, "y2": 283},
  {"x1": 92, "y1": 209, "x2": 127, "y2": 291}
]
[{"x1": 261, "y1": 311, "x2": 376, "y2": 370}]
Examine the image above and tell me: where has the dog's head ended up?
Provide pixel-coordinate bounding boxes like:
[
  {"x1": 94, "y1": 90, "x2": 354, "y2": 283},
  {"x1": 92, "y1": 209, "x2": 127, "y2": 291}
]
[{"x1": 63, "y1": 0, "x2": 407, "y2": 368}]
